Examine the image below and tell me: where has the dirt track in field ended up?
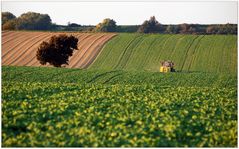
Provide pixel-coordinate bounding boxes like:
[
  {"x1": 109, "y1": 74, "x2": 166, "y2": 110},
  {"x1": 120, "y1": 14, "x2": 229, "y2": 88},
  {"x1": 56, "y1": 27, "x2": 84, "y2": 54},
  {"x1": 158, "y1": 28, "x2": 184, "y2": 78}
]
[{"x1": 2, "y1": 31, "x2": 117, "y2": 68}]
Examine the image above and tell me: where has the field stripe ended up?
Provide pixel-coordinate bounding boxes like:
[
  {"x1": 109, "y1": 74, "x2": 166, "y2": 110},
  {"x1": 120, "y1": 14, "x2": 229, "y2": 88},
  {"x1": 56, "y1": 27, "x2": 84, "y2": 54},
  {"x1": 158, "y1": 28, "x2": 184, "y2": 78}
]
[
  {"x1": 148, "y1": 35, "x2": 172, "y2": 71},
  {"x1": 2, "y1": 31, "x2": 26, "y2": 45},
  {"x1": 75, "y1": 34, "x2": 107, "y2": 68},
  {"x1": 67, "y1": 34, "x2": 97, "y2": 67},
  {"x1": 87, "y1": 35, "x2": 121, "y2": 69},
  {"x1": 136, "y1": 35, "x2": 160, "y2": 70},
  {"x1": 27, "y1": 33, "x2": 84, "y2": 66},
  {"x1": 6, "y1": 33, "x2": 52, "y2": 66},
  {"x1": 187, "y1": 35, "x2": 205, "y2": 71},
  {"x1": 81, "y1": 34, "x2": 117, "y2": 69},
  {"x1": 120, "y1": 35, "x2": 146, "y2": 69},
  {"x1": 113, "y1": 34, "x2": 143, "y2": 69},
  {"x1": 179, "y1": 35, "x2": 200, "y2": 71},
  {"x1": 2, "y1": 32, "x2": 42, "y2": 57},
  {"x1": 86, "y1": 70, "x2": 119, "y2": 83},
  {"x1": 3, "y1": 32, "x2": 48, "y2": 65},
  {"x1": 2, "y1": 31, "x2": 16, "y2": 38},
  {"x1": 69, "y1": 34, "x2": 105, "y2": 68},
  {"x1": 182, "y1": 35, "x2": 205, "y2": 71}
]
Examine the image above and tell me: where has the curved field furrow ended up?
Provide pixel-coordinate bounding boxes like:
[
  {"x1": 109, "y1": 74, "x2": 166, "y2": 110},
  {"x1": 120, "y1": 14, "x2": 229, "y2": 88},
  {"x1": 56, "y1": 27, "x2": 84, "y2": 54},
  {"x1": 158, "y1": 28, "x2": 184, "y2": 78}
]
[
  {"x1": 145, "y1": 35, "x2": 172, "y2": 71},
  {"x1": 2, "y1": 31, "x2": 116, "y2": 69},
  {"x1": 2, "y1": 31, "x2": 16, "y2": 37},
  {"x1": 4, "y1": 33, "x2": 50, "y2": 65},
  {"x1": 80, "y1": 34, "x2": 117, "y2": 68},
  {"x1": 75, "y1": 34, "x2": 109, "y2": 68},
  {"x1": 119, "y1": 35, "x2": 147, "y2": 70},
  {"x1": 2, "y1": 32, "x2": 42, "y2": 57},
  {"x1": 180, "y1": 35, "x2": 201, "y2": 71},
  {"x1": 13, "y1": 33, "x2": 57, "y2": 66},
  {"x1": 113, "y1": 34, "x2": 143, "y2": 69},
  {"x1": 69, "y1": 34, "x2": 105, "y2": 68},
  {"x1": 90, "y1": 34, "x2": 237, "y2": 74},
  {"x1": 186, "y1": 35, "x2": 205, "y2": 71},
  {"x1": 29, "y1": 33, "x2": 85, "y2": 67},
  {"x1": 139, "y1": 36, "x2": 162, "y2": 70},
  {"x1": 31, "y1": 33, "x2": 92, "y2": 67},
  {"x1": 3, "y1": 32, "x2": 48, "y2": 64},
  {"x1": 2, "y1": 31, "x2": 25, "y2": 45},
  {"x1": 96, "y1": 34, "x2": 137, "y2": 70},
  {"x1": 67, "y1": 33, "x2": 94, "y2": 66},
  {"x1": 27, "y1": 33, "x2": 84, "y2": 66}
]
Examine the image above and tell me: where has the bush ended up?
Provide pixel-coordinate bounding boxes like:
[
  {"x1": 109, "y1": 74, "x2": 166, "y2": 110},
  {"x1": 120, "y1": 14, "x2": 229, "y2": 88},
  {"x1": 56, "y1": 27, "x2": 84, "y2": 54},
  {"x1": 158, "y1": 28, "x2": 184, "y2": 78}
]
[
  {"x1": 36, "y1": 34, "x2": 78, "y2": 67},
  {"x1": 2, "y1": 12, "x2": 16, "y2": 25},
  {"x1": 2, "y1": 19, "x2": 17, "y2": 30},
  {"x1": 94, "y1": 18, "x2": 117, "y2": 32},
  {"x1": 138, "y1": 16, "x2": 163, "y2": 33}
]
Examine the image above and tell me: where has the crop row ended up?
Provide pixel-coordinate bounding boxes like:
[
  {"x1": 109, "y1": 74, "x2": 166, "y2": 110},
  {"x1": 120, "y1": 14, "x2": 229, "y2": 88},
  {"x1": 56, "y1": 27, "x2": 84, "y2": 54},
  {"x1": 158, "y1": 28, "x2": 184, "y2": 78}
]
[
  {"x1": 89, "y1": 34, "x2": 237, "y2": 74},
  {"x1": 2, "y1": 31, "x2": 116, "y2": 68},
  {"x1": 2, "y1": 81, "x2": 237, "y2": 147},
  {"x1": 2, "y1": 66, "x2": 237, "y2": 88}
]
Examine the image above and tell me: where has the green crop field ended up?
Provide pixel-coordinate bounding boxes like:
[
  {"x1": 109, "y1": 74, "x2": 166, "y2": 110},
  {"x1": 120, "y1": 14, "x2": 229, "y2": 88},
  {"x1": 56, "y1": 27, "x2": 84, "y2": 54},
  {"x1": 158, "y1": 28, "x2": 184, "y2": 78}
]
[
  {"x1": 89, "y1": 34, "x2": 237, "y2": 74},
  {"x1": 2, "y1": 66, "x2": 237, "y2": 147},
  {"x1": 1, "y1": 28, "x2": 238, "y2": 148}
]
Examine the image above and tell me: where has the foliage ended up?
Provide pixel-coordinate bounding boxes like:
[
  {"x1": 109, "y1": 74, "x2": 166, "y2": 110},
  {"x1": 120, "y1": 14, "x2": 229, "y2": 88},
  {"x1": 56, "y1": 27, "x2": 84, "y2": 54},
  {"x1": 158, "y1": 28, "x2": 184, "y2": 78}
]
[
  {"x1": 2, "y1": 72, "x2": 237, "y2": 147},
  {"x1": 94, "y1": 18, "x2": 117, "y2": 32},
  {"x1": 179, "y1": 23, "x2": 196, "y2": 34},
  {"x1": 2, "y1": 66, "x2": 237, "y2": 88},
  {"x1": 36, "y1": 34, "x2": 78, "y2": 67},
  {"x1": 67, "y1": 22, "x2": 81, "y2": 27},
  {"x1": 206, "y1": 24, "x2": 237, "y2": 35},
  {"x1": 165, "y1": 25, "x2": 179, "y2": 34},
  {"x1": 138, "y1": 16, "x2": 163, "y2": 33},
  {"x1": 116, "y1": 25, "x2": 140, "y2": 33},
  {"x1": 1, "y1": 11, "x2": 237, "y2": 34},
  {"x1": 2, "y1": 66, "x2": 237, "y2": 147},
  {"x1": 89, "y1": 33, "x2": 237, "y2": 74},
  {"x1": 15, "y1": 12, "x2": 53, "y2": 30},
  {"x1": 2, "y1": 12, "x2": 16, "y2": 25},
  {"x1": 2, "y1": 19, "x2": 17, "y2": 30}
]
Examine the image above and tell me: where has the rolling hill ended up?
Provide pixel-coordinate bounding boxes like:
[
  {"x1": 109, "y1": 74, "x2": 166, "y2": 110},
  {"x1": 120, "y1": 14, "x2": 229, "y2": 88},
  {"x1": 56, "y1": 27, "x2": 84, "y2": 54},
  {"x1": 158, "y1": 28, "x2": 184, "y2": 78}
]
[
  {"x1": 89, "y1": 33, "x2": 237, "y2": 74},
  {"x1": 2, "y1": 31, "x2": 116, "y2": 68}
]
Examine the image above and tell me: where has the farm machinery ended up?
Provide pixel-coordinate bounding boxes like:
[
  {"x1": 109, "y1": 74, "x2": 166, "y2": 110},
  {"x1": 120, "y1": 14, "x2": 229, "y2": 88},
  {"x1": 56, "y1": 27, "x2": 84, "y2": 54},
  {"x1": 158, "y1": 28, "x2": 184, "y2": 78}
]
[{"x1": 160, "y1": 60, "x2": 175, "y2": 73}]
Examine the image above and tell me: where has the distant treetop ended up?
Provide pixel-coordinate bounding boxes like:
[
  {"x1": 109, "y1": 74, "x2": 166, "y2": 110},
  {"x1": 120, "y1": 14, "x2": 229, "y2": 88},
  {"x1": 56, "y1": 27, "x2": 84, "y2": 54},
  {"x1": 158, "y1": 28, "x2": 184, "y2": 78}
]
[
  {"x1": 1, "y1": 11, "x2": 237, "y2": 35},
  {"x1": 94, "y1": 18, "x2": 117, "y2": 32},
  {"x1": 2, "y1": 12, "x2": 16, "y2": 25}
]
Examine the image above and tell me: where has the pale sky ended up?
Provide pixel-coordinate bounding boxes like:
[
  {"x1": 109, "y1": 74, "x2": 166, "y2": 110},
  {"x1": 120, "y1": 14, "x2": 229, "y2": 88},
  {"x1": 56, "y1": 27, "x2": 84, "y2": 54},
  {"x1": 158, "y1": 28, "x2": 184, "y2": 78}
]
[{"x1": 1, "y1": 1, "x2": 238, "y2": 25}]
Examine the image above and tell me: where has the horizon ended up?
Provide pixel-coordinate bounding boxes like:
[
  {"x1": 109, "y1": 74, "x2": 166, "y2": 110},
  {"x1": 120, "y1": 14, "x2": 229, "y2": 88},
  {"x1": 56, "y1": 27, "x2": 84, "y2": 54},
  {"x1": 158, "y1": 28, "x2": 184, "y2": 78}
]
[{"x1": 2, "y1": 1, "x2": 238, "y2": 25}]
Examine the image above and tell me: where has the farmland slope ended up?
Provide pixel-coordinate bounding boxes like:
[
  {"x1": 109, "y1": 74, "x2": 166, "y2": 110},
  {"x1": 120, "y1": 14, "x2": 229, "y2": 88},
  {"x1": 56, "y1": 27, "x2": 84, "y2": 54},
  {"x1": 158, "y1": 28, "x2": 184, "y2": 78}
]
[
  {"x1": 2, "y1": 66, "x2": 237, "y2": 147},
  {"x1": 89, "y1": 34, "x2": 237, "y2": 74},
  {"x1": 2, "y1": 31, "x2": 116, "y2": 68}
]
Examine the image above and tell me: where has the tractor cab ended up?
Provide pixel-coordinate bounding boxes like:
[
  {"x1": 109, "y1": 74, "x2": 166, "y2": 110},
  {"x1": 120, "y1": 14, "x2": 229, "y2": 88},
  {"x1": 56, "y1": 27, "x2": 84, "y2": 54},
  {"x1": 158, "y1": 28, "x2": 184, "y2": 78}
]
[{"x1": 160, "y1": 60, "x2": 175, "y2": 73}]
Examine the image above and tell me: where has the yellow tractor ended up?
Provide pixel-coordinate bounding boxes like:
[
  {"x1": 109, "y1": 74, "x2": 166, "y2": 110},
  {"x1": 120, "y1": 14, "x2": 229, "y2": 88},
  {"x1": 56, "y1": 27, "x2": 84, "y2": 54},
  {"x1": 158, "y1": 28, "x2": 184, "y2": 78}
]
[{"x1": 160, "y1": 60, "x2": 175, "y2": 73}]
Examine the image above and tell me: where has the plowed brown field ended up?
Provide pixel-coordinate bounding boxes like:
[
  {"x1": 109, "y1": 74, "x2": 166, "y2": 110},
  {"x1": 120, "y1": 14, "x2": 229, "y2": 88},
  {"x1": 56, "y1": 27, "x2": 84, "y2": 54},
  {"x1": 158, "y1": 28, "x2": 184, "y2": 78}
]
[{"x1": 2, "y1": 31, "x2": 116, "y2": 68}]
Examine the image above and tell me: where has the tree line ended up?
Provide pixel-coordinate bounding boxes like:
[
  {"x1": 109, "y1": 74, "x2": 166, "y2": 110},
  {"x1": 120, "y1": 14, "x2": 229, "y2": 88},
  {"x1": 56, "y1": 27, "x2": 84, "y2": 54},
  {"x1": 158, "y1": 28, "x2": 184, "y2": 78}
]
[{"x1": 2, "y1": 12, "x2": 237, "y2": 35}]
